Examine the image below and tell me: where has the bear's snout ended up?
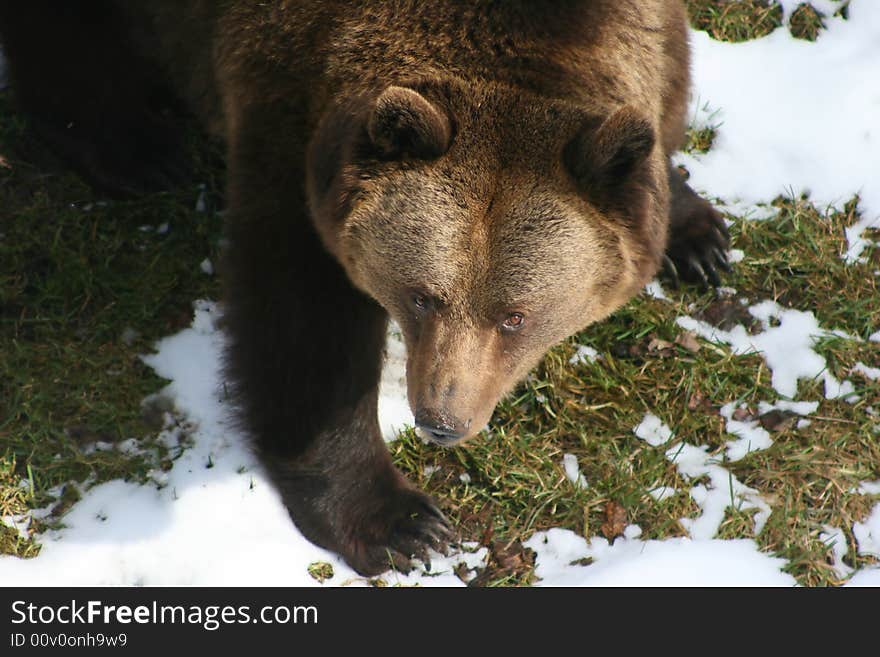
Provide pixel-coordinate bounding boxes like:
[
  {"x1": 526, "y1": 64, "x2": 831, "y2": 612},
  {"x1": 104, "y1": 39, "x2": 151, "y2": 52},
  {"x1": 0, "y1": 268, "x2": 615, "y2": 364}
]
[
  {"x1": 414, "y1": 408, "x2": 469, "y2": 446},
  {"x1": 405, "y1": 321, "x2": 503, "y2": 446}
]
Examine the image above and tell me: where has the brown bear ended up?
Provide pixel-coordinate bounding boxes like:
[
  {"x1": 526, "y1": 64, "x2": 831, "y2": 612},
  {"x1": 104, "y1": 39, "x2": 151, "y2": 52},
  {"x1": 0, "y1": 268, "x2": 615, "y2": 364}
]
[{"x1": 0, "y1": 0, "x2": 728, "y2": 575}]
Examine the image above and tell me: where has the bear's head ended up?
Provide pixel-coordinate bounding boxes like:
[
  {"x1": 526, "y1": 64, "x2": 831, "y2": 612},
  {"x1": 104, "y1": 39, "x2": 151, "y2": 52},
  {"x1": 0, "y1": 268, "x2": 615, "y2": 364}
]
[{"x1": 307, "y1": 79, "x2": 666, "y2": 445}]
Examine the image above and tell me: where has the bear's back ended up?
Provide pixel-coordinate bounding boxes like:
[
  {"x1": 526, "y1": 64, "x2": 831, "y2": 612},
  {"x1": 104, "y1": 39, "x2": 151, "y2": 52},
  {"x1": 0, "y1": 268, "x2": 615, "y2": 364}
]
[{"x1": 205, "y1": 0, "x2": 688, "y2": 151}]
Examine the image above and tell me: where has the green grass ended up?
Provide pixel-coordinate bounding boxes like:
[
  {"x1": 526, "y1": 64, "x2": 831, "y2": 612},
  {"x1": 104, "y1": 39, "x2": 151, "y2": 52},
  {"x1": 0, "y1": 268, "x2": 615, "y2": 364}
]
[
  {"x1": 685, "y1": 0, "x2": 784, "y2": 42},
  {"x1": 0, "y1": 92, "x2": 224, "y2": 553},
  {"x1": 685, "y1": 0, "x2": 847, "y2": 42},
  {"x1": 1, "y1": 2, "x2": 877, "y2": 586},
  {"x1": 685, "y1": 126, "x2": 718, "y2": 154},
  {"x1": 0, "y1": 455, "x2": 40, "y2": 557},
  {"x1": 789, "y1": 3, "x2": 826, "y2": 41}
]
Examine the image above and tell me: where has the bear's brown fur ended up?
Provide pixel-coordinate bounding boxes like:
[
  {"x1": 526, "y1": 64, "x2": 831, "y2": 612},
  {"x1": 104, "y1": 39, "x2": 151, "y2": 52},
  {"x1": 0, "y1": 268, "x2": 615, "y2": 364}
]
[{"x1": 0, "y1": 0, "x2": 728, "y2": 575}]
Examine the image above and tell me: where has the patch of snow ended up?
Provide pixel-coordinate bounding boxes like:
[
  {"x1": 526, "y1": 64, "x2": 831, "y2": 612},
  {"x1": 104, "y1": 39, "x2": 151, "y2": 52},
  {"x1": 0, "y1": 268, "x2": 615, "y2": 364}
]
[
  {"x1": 856, "y1": 481, "x2": 880, "y2": 496},
  {"x1": 820, "y1": 525, "x2": 854, "y2": 580},
  {"x1": 667, "y1": 442, "x2": 771, "y2": 539},
  {"x1": 759, "y1": 400, "x2": 820, "y2": 416},
  {"x1": 644, "y1": 279, "x2": 670, "y2": 301},
  {"x1": 0, "y1": 301, "x2": 484, "y2": 586},
  {"x1": 677, "y1": 300, "x2": 857, "y2": 400},
  {"x1": 853, "y1": 503, "x2": 880, "y2": 559},
  {"x1": 824, "y1": 377, "x2": 858, "y2": 403},
  {"x1": 524, "y1": 528, "x2": 796, "y2": 586},
  {"x1": 623, "y1": 525, "x2": 642, "y2": 540},
  {"x1": 568, "y1": 344, "x2": 600, "y2": 366},
  {"x1": 633, "y1": 413, "x2": 674, "y2": 447},
  {"x1": 377, "y1": 323, "x2": 414, "y2": 442},
  {"x1": 845, "y1": 567, "x2": 880, "y2": 587},
  {"x1": 719, "y1": 402, "x2": 772, "y2": 462},
  {"x1": 648, "y1": 486, "x2": 677, "y2": 503},
  {"x1": 852, "y1": 362, "x2": 880, "y2": 381},
  {"x1": 843, "y1": 214, "x2": 879, "y2": 264},
  {"x1": 633, "y1": 414, "x2": 772, "y2": 537},
  {"x1": 561, "y1": 454, "x2": 588, "y2": 489},
  {"x1": 679, "y1": 1, "x2": 880, "y2": 264}
]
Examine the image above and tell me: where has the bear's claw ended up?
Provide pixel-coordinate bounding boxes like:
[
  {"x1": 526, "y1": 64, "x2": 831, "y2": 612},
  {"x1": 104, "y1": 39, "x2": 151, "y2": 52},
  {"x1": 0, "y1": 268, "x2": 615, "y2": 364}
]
[
  {"x1": 663, "y1": 199, "x2": 731, "y2": 290},
  {"x1": 345, "y1": 488, "x2": 456, "y2": 577},
  {"x1": 664, "y1": 164, "x2": 732, "y2": 290},
  {"x1": 661, "y1": 254, "x2": 680, "y2": 286},
  {"x1": 390, "y1": 498, "x2": 454, "y2": 558},
  {"x1": 712, "y1": 246, "x2": 732, "y2": 272}
]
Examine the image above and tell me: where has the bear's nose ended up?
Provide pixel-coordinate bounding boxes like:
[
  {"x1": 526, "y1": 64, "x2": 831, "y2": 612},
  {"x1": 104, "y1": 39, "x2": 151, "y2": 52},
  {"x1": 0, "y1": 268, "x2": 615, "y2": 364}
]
[{"x1": 414, "y1": 409, "x2": 466, "y2": 445}]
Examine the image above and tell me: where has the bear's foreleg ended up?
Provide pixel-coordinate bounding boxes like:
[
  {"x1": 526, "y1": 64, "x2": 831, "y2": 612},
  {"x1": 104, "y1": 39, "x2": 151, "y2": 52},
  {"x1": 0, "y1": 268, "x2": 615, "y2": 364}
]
[{"x1": 222, "y1": 114, "x2": 452, "y2": 575}]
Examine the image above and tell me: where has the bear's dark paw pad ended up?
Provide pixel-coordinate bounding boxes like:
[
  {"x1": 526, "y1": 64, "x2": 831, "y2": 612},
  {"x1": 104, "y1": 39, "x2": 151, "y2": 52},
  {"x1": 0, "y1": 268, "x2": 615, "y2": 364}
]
[
  {"x1": 664, "y1": 201, "x2": 731, "y2": 290},
  {"x1": 347, "y1": 491, "x2": 455, "y2": 577}
]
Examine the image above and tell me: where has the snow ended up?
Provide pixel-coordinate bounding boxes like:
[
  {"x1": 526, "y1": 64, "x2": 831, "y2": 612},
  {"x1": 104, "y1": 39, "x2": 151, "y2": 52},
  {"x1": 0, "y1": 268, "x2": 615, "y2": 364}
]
[
  {"x1": 846, "y1": 567, "x2": 880, "y2": 587},
  {"x1": 0, "y1": 302, "x2": 484, "y2": 587},
  {"x1": 525, "y1": 528, "x2": 796, "y2": 587},
  {"x1": 648, "y1": 486, "x2": 677, "y2": 503},
  {"x1": 820, "y1": 526, "x2": 854, "y2": 580},
  {"x1": 568, "y1": 344, "x2": 600, "y2": 366},
  {"x1": 562, "y1": 454, "x2": 588, "y2": 489},
  {"x1": 853, "y1": 503, "x2": 880, "y2": 559},
  {"x1": 643, "y1": 279, "x2": 670, "y2": 300},
  {"x1": 677, "y1": 300, "x2": 857, "y2": 401},
  {"x1": 2, "y1": 1, "x2": 879, "y2": 587},
  {"x1": 761, "y1": 400, "x2": 820, "y2": 416},
  {"x1": 677, "y1": 0, "x2": 880, "y2": 263},
  {"x1": 727, "y1": 248, "x2": 745, "y2": 264},
  {"x1": 633, "y1": 413, "x2": 674, "y2": 447},
  {"x1": 714, "y1": 199, "x2": 778, "y2": 223},
  {"x1": 719, "y1": 399, "x2": 819, "y2": 461},
  {"x1": 720, "y1": 402, "x2": 773, "y2": 461},
  {"x1": 666, "y1": 442, "x2": 771, "y2": 539},
  {"x1": 377, "y1": 323, "x2": 415, "y2": 442},
  {"x1": 852, "y1": 362, "x2": 880, "y2": 381}
]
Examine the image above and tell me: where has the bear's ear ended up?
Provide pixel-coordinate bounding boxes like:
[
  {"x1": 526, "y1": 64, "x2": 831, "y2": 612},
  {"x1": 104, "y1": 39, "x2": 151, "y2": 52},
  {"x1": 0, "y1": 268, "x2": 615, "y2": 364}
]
[
  {"x1": 367, "y1": 86, "x2": 452, "y2": 160},
  {"x1": 564, "y1": 106, "x2": 655, "y2": 197}
]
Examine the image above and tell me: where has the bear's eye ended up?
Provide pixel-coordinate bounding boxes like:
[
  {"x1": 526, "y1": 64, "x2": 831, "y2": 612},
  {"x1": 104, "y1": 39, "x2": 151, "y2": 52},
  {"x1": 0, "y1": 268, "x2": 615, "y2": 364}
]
[
  {"x1": 501, "y1": 312, "x2": 525, "y2": 331},
  {"x1": 412, "y1": 293, "x2": 433, "y2": 313},
  {"x1": 410, "y1": 290, "x2": 444, "y2": 316}
]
